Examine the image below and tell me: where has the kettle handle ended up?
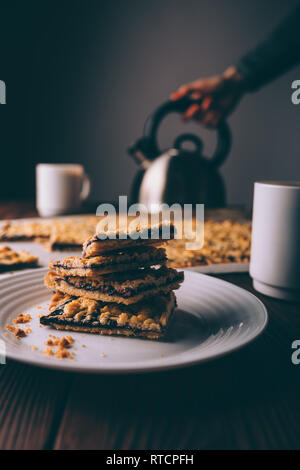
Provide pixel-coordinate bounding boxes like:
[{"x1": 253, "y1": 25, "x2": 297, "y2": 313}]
[{"x1": 143, "y1": 97, "x2": 231, "y2": 167}]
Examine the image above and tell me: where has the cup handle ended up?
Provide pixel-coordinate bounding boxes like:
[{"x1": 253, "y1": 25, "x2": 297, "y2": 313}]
[{"x1": 80, "y1": 173, "x2": 91, "y2": 201}]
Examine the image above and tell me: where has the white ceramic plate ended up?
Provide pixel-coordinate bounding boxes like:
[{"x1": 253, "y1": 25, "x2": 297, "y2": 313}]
[{"x1": 0, "y1": 268, "x2": 267, "y2": 373}]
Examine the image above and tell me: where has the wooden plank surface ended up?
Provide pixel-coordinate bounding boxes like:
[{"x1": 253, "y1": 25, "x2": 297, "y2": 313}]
[
  {"x1": 1, "y1": 273, "x2": 300, "y2": 450},
  {"x1": 52, "y1": 352, "x2": 300, "y2": 449},
  {"x1": 0, "y1": 362, "x2": 73, "y2": 449}
]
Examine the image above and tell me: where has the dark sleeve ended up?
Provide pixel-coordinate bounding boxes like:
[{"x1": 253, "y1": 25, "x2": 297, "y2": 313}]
[{"x1": 236, "y1": 4, "x2": 300, "y2": 92}]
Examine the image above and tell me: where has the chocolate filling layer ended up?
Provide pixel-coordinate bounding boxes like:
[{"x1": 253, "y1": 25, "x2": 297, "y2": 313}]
[
  {"x1": 0, "y1": 235, "x2": 48, "y2": 241},
  {"x1": 52, "y1": 243, "x2": 82, "y2": 249},
  {"x1": 53, "y1": 254, "x2": 166, "y2": 270},
  {"x1": 41, "y1": 312, "x2": 169, "y2": 334},
  {"x1": 40, "y1": 300, "x2": 174, "y2": 334},
  {"x1": 86, "y1": 225, "x2": 175, "y2": 248},
  {"x1": 58, "y1": 273, "x2": 182, "y2": 298}
]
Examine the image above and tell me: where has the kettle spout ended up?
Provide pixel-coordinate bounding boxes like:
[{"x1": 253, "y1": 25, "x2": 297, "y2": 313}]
[{"x1": 127, "y1": 137, "x2": 157, "y2": 169}]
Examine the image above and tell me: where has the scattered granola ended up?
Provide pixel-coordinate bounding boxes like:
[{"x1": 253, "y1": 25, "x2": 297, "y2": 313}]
[
  {"x1": 5, "y1": 324, "x2": 29, "y2": 339},
  {"x1": 45, "y1": 335, "x2": 73, "y2": 348},
  {"x1": 13, "y1": 313, "x2": 32, "y2": 324},
  {"x1": 43, "y1": 347, "x2": 54, "y2": 356},
  {"x1": 41, "y1": 334, "x2": 75, "y2": 359},
  {"x1": 55, "y1": 348, "x2": 75, "y2": 359}
]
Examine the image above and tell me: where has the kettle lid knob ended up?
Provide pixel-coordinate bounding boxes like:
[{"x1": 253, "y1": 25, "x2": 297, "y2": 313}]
[{"x1": 173, "y1": 133, "x2": 203, "y2": 155}]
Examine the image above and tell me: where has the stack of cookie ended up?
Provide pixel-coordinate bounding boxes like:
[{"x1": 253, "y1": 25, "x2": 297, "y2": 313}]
[{"x1": 41, "y1": 221, "x2": 184, "y2": 340}]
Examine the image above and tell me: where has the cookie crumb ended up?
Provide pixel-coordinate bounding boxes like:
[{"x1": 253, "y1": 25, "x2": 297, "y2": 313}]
[
  {"x1": 41, "y1": 334, "x2": 75, "y2": 359},
  {"x1": 45, "y1": 335, "x2": 74, "y2": 348},
  {"x1": 15, "y1": 328, "x2": 26, "y2": 338},
  {"x1": 55, "y1": 348, "x2": 75, "y2": 360},
  {"x1": 5, "y1": 324, "x2": 28, "y2": 339},
  {"x1": 43, "y1": 347, "x2": 54, "y2": 356},
  {"x1": 13, "y1": 313, "x2": 32, "y2": 324}
]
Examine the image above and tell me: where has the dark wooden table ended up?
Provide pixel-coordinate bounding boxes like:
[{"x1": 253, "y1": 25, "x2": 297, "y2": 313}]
[{"x1": 1, "y1": 202, "x2": 300, "y2": 450}]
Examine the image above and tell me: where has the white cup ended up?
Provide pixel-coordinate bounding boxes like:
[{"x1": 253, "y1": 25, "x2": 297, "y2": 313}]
[
  {"x1": 36, "y1": 164, "x2": 91, "y2": 217},
  {"x1": 250, "y1": 181, "x2": 300, "y2": 301}
]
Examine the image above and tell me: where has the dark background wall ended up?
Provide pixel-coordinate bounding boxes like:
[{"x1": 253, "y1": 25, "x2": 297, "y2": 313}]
[{"x1": 0, "y1": 0, "x2": 299, "y2": 207}]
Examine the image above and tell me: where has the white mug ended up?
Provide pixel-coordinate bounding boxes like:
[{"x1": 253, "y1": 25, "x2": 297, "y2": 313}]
[
  {"x1": 250, "y1": 181, "x2": 300, "y2": 301},
  {"x1": 36, "y1": 164, "x2": 91, "y2": 217}
]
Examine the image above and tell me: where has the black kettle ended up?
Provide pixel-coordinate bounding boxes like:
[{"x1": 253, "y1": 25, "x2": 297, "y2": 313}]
[{"x1": 128, "y1": 96, "x2": 231, "y2": 208}]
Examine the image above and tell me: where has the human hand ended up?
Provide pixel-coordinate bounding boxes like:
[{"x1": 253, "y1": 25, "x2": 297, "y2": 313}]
[{"x1": 170, "y1": 66, "x2": 246, "y2": 127}]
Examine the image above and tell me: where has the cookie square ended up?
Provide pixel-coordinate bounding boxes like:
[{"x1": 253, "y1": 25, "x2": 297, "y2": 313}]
[
  {"x1": 49, "y1": 245, "x2": 167, "y2": 276},
  {"x1": 0, "y1": 246, "x2": 38, "y2": 271},
  {"x1": 44, "y1": 266, "x2": 184, "y2": 305},
  {"x1": 40, "y1": 291, "x2": 177, "y2": 340},
  {"x1": 82, "y1": 221, "x2": 176, "y2": 257}
]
